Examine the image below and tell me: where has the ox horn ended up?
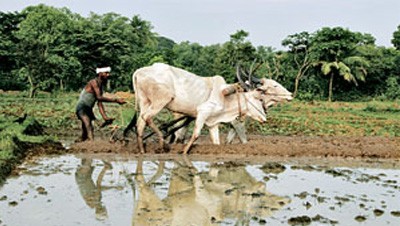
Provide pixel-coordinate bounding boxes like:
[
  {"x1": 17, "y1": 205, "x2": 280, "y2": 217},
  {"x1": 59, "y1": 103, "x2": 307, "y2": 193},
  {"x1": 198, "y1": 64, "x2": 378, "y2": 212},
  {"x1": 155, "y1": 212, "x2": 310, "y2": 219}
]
[
  {"x1": 236, "y1": 64, "x2": 250, "y2": 91},
  {"x1": 251, "y1": 76, "x2": 262, "y2": 87},
  {"x1": 248, "y1": 60, "x2": 263, "y2": 89}
]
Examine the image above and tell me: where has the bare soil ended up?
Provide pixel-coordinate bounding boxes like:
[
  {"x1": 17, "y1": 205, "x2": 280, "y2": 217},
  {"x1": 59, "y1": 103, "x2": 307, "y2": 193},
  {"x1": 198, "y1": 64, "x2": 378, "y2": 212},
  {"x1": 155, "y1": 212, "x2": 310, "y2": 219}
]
[{"x1": 68, "y1": 135, "x2": 400, "y2": 159}]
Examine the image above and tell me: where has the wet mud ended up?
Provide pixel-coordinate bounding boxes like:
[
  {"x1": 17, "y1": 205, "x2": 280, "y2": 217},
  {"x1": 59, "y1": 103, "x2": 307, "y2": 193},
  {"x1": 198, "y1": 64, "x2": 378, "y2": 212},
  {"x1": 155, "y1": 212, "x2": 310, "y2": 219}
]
[{"x1": 68, "y1": 135, "x2": 400, "y2": 159}]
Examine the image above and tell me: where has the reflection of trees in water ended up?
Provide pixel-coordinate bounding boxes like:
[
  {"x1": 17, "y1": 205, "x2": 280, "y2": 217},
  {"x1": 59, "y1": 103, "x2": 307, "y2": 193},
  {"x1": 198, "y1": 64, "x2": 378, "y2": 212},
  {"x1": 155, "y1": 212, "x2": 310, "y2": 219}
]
[
  {"x1": 75, "y1": 158, "x2": 111, "y2": 221},
  {"x1": 128, "y1": 157, "x2": 290, "y2": 225}
]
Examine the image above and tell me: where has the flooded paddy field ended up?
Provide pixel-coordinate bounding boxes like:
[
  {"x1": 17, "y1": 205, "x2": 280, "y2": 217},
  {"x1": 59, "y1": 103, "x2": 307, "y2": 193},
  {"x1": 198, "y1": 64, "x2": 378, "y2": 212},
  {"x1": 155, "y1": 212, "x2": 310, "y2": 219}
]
[{"x1": 1, "y1": 153, "x2": 399, "y2": 226}]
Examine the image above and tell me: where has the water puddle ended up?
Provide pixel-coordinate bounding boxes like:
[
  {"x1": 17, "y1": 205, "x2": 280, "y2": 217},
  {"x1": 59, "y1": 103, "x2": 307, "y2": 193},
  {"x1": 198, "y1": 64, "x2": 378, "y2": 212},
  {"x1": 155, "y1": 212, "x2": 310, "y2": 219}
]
[{"x1": 0, "y1": 154, "x2": 399, "y2": 225}]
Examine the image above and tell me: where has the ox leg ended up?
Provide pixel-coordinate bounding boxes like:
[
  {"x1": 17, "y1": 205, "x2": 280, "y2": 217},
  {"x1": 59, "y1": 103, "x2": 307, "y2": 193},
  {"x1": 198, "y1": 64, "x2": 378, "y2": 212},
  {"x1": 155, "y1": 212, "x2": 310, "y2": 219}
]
[
  {"x1": 234, "y1": 121, "x2": 248, "y2": 144},
  {"x1": 136, "y1": 115, "x2": 147, "y2": 154},
  {"x1": 172, "y1": 126, "x2": 188, "y2": 144},
  {"x1": 147, "y1": 118, "x2": 168, "y2": 151},
  {"x1": 209, "y1": 125, "x2": 220, "y2": 144},
  {"x1": 140, "y1": 99, "x2": 173, "y2": 152},
  {"x1": 182, "y1": 115, "x2": 208, "y2": 154},
  {"x1": 137, "y1": 113, "x2": 166, "y2": 153},
  {"x1": 123, "y1": 112, "x2": 137, "y2": 140},
  {"x1": 225, "y1": 128, "x2": 236, "y2": 144},
  {"x1": 170, "y1": 117, "x2": 194, "y2": 144},
  {"x1": 228, "y1": 120, "x2": 247, "y2": 144}
]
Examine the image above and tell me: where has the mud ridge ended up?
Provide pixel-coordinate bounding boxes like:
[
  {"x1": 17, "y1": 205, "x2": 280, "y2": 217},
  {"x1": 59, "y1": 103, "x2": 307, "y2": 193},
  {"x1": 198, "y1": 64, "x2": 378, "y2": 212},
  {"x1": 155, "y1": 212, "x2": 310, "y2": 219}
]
[{"x1": 68, "y1": 135, "x2": 400, "y2": 159}]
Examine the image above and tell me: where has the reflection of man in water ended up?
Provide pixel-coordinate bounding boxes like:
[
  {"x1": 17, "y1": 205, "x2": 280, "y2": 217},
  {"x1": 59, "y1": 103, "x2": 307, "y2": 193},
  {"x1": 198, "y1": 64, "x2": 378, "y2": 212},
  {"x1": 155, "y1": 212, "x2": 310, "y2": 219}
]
[{"x1": 75, "y1": 158, "x2": 110, "y2": 221}]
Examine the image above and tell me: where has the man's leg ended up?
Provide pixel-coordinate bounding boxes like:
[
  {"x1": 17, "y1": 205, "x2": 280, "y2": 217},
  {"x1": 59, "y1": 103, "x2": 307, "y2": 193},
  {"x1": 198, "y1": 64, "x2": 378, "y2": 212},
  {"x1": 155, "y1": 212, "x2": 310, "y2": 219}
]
[
  {"x1": 80, "y1": 114, "x2": 94, "y2": 141},
  {"x1": 81, "y1": 120, "x2": 88, "y2": 141}
]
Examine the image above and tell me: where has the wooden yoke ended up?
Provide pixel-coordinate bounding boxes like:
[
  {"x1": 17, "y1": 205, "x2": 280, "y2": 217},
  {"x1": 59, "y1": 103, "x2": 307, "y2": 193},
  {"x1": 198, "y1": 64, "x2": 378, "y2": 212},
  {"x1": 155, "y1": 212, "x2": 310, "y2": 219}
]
[
  {"x1": 221, "y1": 83, "x2": 243, "y2": 96},
  {"x1": 221, "y1": 83, "x2": 246, "y2": 122}
]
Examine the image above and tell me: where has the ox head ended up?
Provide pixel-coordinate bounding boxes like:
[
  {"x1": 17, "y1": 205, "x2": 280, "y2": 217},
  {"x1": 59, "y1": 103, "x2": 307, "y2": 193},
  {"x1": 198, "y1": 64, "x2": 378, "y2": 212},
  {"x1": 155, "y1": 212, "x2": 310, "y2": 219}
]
[
  {"x1": 236, "y1": 65, "x2": 293, "y2": 110},
  {"x1": 243, "y1": 79, "x2": 292, "y2": 123},
  {"x1": 256, "y1": 78, "x2": 293, "y2": 110}
]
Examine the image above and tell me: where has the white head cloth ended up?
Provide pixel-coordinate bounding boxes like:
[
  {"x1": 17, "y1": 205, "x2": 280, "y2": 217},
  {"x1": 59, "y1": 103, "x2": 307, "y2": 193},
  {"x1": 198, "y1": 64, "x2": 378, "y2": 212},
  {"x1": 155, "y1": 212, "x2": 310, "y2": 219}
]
[{"x1": 96, "y1": 67, "x2": 111, "y2": 74}]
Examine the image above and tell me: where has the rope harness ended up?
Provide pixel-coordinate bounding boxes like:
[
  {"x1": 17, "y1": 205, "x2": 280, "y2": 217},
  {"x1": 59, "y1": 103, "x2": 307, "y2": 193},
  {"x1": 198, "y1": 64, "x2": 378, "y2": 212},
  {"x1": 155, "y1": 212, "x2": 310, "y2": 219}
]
[
  {"x1": 243, "y1": 93, "x2": 267, "y2": 120},
  {"x1": 234, "y1": 86, "x2": 289, "y2": 122},
  {"x1": 234, "y1": 84, "x2": 246, "y2": 121}
]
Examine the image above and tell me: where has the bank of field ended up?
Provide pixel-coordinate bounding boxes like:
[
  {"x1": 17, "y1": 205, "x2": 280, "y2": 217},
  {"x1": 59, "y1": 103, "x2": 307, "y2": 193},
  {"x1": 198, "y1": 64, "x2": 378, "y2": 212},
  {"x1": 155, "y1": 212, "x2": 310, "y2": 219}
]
[{"x1": 1, "y1": 92, "x2": 399, "y2": 137}]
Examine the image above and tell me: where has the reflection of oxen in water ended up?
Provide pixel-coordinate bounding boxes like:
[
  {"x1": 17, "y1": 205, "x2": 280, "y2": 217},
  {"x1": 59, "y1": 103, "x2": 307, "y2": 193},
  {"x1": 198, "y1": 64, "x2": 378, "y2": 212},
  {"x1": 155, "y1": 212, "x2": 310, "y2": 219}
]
[
  {"x1": 130, "y1": 157, "x2": 211, "y2": 226},
  {"x1": 130, "y1": 158, "x2": 172, "y2": 226},
  {"x1": 164, "y1": 158, "x2": 215, "y2": 226},
  {"x1": 75, "y1": 158, "x2": 111, "y2": 221},
  {"x1": 200, "y1": 162, "x2": 291, "y2": 223},
  {"x1": 129, "y1": 157, "x2": 290, "y2": 225}
]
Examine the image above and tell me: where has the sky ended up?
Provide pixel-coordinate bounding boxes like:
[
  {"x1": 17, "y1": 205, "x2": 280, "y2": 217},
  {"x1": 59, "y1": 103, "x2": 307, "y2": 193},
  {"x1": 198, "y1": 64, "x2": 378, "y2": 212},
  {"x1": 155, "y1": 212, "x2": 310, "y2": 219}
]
[{"x1": 1, "y1": 0, "x2": 400, "y2": 50}]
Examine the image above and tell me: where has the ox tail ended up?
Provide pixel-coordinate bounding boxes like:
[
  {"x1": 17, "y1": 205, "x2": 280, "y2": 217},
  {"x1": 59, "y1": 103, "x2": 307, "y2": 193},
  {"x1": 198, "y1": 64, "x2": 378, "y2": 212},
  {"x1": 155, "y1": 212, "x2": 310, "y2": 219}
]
[
  {"x1": 132, "y1": 71, "x2": 139, "y2": 112},
  {"x1": 121, "y1": 71, "x2": 140, "y2": 141}
]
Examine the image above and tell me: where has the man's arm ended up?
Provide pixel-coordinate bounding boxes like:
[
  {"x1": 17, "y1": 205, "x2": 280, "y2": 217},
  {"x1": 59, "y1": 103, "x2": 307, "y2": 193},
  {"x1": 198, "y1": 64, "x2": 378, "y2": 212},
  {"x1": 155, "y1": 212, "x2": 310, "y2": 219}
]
[
  {"x1": 89, "y1": 80, "x2": 126, "y2": 122},
  {"x1": 90, "y1": 80, "x2": 127, "y2": 104},
  {"x1": 97, "y1": 101, "x2": 112, "y2": 121},
  {"x1": 90, "y1": 80, "x2": 115, "y2": 103}
]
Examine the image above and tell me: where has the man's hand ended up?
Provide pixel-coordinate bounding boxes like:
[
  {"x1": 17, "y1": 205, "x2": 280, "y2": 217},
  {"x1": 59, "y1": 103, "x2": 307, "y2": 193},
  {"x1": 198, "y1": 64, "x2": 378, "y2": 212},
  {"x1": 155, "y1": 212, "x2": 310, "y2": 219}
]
[
  {"x1": 100, "y1": 118, "x2": 115, "y2": 128},
  {"x1": 115, "y1": 98, "x2": 127, "y2": 105}
]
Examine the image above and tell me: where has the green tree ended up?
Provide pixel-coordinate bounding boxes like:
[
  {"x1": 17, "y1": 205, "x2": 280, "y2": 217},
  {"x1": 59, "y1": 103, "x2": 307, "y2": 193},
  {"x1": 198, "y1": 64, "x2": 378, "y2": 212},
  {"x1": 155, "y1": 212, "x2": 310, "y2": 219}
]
[
  {"x1": 196, "y1": 44, "x2": 221, "y2": 76},
  {"x1": 155, "y1": 36, "x2": 176, "y2": 65},
  {"x1": 72, "y1": 13, "x2": 157, "y2": 91},
  {"x1": 172, "y1": 41, "x2": 203, "y2": 73},
  {"x1": 392, "y1": 25, "x2": 400, "y2": 50},
  {"x1": 0, "y1": 11, "x2": 26, "y2": 90},
  {"x1": 128, "y1": 15, "x2": 158, "y2": 69},
  {"x1": 15, "y1": 5, "x2": 81, "y2": 97},
  {"x1": 282, "y1": 32, "x2": 313, "y2": 97},
  {"x1": 385, "y1": 51, "x2": 400, "y2": 99},
  {"x1": 217, "y1": 30, "x2": 257, "y2": 82},
  {"x1": 170, "y1": 41, "x2": 221, "y2": 77},
  {"x1": 310, "y1": 27, "x2": 370, "y2": 101},
  {"x1": 255, "y1": 46, "x2": 280, "y2": 79}
]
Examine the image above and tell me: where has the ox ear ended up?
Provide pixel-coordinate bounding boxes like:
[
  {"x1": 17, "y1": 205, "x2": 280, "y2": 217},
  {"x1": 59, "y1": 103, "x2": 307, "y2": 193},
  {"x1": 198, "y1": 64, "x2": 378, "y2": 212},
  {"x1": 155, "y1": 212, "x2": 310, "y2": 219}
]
[
  {"x1": 256, "y1": 86, "x2": 268, "y2": 93},
  {"x1": 260, "y1": 78, "x2": 268, "y2": 85}
]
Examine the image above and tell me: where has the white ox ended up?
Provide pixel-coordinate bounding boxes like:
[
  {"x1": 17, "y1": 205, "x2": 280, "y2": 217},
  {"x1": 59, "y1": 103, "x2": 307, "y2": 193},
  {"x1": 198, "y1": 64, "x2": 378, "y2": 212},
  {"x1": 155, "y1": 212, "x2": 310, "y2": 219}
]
[{"x1": 133, "y1": 63, "x2": 292, "y2": 154}]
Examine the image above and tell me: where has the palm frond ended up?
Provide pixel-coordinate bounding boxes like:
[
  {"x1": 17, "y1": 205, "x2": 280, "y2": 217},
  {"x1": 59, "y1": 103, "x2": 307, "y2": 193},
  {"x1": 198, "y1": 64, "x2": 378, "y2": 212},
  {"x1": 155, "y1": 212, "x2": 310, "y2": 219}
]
[
  {"x1": 344, "y1": 56, "x2": 370, "y2": 68},
  {"x1": 338, "y1": 62, "x2": 349, "y2": 72},
  {"x1": 321, "y1": 62, "x2": 332, "y2": 75}
]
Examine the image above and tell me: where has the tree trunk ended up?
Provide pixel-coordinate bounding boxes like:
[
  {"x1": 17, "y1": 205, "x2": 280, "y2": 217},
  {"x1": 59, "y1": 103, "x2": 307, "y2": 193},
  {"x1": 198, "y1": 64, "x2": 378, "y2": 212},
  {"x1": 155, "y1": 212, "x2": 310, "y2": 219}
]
[
  {"x1": 293, "y1": 73, "x2": 301, "y2": 98},
  {"x1": 328, "y1": 73, "x2": 334, "y2": 102},
  {"x1": 60, "y1": 79, "x2": 64, "y2": 91},
  {"x1": 27, "y1": 74, "x2": 36, "y2": 98},
  {"x1": 293, "y1": 63, "x2": 310, "y2": 98},
  {"x1": 29, "y1": 86, "x2": 38, "y2": 98}
]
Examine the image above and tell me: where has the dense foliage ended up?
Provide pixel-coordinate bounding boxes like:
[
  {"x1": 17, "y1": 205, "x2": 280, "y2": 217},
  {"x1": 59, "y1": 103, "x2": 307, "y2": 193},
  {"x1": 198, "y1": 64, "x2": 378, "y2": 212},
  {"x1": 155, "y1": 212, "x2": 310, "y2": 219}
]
[{"x1": 1, "y1": 4, "x2": 400, "y2": 101}]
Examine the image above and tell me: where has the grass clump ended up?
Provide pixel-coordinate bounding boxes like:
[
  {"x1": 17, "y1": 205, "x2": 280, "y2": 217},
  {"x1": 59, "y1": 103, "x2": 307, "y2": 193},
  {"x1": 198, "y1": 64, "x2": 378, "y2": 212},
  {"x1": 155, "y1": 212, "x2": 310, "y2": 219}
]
[{"x1": 0, "y1": 115, "x2": 62, "y2": 185}]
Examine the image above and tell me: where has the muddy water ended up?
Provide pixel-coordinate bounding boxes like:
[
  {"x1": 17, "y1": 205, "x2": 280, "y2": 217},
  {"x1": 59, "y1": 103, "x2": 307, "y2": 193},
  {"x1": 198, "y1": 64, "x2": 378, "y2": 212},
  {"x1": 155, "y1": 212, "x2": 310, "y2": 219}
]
[{"x1": 0, "y1": 154, "x2": 399, "y2": 226}]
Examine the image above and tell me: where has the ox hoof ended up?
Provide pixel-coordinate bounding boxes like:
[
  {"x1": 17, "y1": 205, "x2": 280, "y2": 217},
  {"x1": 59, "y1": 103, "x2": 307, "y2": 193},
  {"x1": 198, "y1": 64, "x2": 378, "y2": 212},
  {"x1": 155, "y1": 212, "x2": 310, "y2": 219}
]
[
  {"x1": 180, "y1": 149, "x2": 190, "y2": 155},
  {"x1": 121, "y1": 140, "x2": 126, "y2": 146},
  {"x1": 155, "y1": 143, "x2": 170, "y2": 154},
  {"x1": 163, "y1": 143, "x2": 171, "y2": 151}
]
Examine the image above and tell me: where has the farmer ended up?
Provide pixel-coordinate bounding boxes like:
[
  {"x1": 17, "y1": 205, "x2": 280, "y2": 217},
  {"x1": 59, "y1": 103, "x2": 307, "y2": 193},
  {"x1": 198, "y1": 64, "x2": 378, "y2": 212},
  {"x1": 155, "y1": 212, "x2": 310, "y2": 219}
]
[{"x1": 76, "y1": 66, "x2": 126, "y2": 142}]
